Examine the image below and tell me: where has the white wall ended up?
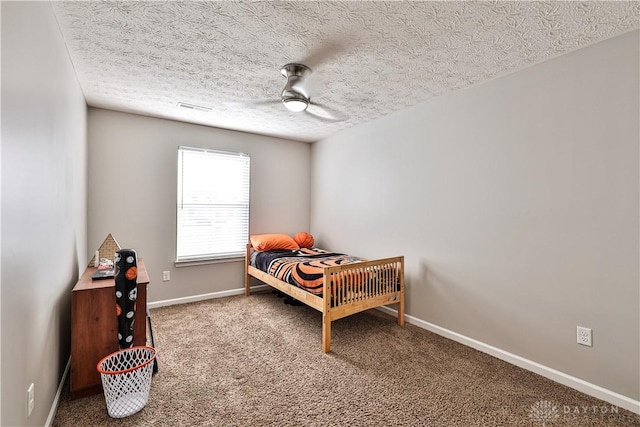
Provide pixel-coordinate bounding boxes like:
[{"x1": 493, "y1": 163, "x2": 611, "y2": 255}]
[
  {"x1": 87, "y1": 109, "x2": 311, "y2": 303},
  {"x1": 311, "y1": 31, "x2": 639, "y2": 401},
  {"x1": 1, "y1": 2, "x2": 88, "y2": 426}
]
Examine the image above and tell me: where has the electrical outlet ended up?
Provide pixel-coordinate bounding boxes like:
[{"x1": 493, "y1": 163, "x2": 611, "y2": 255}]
[
  {"x1": 162, "y1": 271, "x2": 170, "y2": 281},
  {"x1": 27, "y1": 383, "x2": 34, "y2": 417},
  {"x1": 577, "y1": 326, "x2": 592, "y2": 347}
]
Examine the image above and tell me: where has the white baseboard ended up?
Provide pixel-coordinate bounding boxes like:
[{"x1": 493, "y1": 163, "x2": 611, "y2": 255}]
[
  {"x1": 46, "y1": 357, "x2": 71, "y2": 427},
  {"x1": 148, "y1": 286, "x2": 640, "y2": 415},
  {"x1": 377, "y1": 306, "x2": 640, "y2": 415},
  {"x1": 147, "y1": 285, "x2": 269, "y2": 309}
]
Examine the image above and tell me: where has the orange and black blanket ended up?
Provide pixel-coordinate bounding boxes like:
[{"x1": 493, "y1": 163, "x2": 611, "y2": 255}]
[{"x1": 251, "y1": 248, "x2": 366, "y2": 295}]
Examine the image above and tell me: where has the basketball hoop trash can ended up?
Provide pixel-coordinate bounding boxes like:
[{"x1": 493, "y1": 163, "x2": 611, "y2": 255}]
[{"x1": 97, "y1": 346, "x2": 157, "y2": 418}]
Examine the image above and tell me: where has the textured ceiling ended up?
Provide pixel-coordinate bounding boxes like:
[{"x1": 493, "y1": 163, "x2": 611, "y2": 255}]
[{"x1": 52, "y1": 1, "x2": 639, "y2": 143}]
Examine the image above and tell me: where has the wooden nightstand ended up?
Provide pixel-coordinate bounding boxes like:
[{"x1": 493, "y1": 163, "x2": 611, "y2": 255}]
[{"x1": 70, "y1": 260, "x2": 149, "y2": 399}]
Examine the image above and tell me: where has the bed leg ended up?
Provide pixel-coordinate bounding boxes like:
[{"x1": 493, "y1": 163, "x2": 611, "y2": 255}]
[
  {"x1": 398, "y1": 258, "x2": 405, "y2": 326},
  {"x1": 398, "y1": 295, "x2": 405, "y2": 326},
  {"x1": 322, "y1": 315, "x2": 331, "y2": 353},
  {"x1": 244, "y1": 263, "x2": 251, "y2": 296},
  {"x1": 245, "y1": 243, "x2": 251, "y2": 296}
]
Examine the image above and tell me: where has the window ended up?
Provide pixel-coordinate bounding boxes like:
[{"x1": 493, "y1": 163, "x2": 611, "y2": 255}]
[{"x1": 176, "y1": 146, "x2": 250, "y2": 263}]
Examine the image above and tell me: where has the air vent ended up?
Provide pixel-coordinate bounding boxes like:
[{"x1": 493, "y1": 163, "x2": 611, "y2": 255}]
[{"x1": 177, "y1": 102, "x2": 212, "y2": 112}]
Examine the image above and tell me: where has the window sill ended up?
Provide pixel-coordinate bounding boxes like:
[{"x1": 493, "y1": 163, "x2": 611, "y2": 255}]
[{"x1": 175, "y1": 256, "x2": 244, "y2": 267}]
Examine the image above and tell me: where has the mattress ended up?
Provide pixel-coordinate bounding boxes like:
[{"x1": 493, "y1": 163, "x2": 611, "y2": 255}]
[{"x1": 251, "y1": 247, "x2": 367, "y2": 295}]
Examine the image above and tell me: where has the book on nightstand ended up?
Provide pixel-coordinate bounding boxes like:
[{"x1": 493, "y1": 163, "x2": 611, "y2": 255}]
[{"x1": 91, "y1": 267, "x2": 115, "y2": 280}]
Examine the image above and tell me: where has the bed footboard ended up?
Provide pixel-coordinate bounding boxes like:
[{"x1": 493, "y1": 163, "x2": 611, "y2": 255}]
[
  {"x1": 245, "y1": 243, "x2": 405, "y2": 353},
  {"x1": 321, "y1": 256, "x2": 405, "y2": 352}
]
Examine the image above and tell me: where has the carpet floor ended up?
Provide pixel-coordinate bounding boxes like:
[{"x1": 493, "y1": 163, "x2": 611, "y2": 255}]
[{"x1": 53, "y1": 291, "x2": 639, "y2": 426}]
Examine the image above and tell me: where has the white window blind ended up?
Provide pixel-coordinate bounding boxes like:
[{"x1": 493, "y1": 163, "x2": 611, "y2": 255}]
[{"x1": 177, "y1": 147, "x2": 250, "y2": 262}]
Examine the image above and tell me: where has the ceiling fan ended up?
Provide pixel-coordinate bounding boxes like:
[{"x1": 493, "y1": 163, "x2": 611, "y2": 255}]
[
  {"x1": 232, "y1": 39, "x2": 350, "y2": 122},
  {"x1": 250, "y1": 62, "x2": 345, "y2": 122},
  {"x1": 280, "y1": 63, "x2": 313, "y2": 112}
]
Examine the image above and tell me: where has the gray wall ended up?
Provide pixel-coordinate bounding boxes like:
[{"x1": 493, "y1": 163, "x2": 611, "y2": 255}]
[
  {"x1": 1, "y1": 2, "x2": 88, "y2": 426},
  {"x1": 87, "y1": 109, "x2": 311, "y2": 303},
  {"x1": 0, "y1": 3, "x2": 635, "y2": 423},
  {"x1": 311, "y1": 31, "x2": 639, "y2": 400}
]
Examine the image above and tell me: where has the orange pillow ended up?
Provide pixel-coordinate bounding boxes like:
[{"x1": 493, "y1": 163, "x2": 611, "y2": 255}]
[
  {"x1": 250, "y1": 234, "x2": 300, "y2": 251},
  {"x1": 293, "y1": 232, "x2": 314, "y2": 248}
]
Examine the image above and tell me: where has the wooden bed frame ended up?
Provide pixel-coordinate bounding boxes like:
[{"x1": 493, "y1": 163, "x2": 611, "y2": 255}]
[{"x1": 244, "y1": 243, "x2": 405, "y2": 352}]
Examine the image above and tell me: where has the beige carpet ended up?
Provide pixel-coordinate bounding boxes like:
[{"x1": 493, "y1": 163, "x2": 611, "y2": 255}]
[{"x1": 53, "y1": 291, "x2": 639, "y2": 426}]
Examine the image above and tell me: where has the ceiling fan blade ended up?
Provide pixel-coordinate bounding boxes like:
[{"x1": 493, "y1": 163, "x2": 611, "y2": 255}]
[
  {"x1": 224, "y1": 98, "x2": 280, "y2": 108},
  {"x1": 298, "y1": 38, "x2": 350, "y2": 70},
  {"x1": 302, "y1": 75, "x2": 327, "y2": 98},
  {"x1": 305, "y1": 102, "x2": 346, "y2": 122},
  {"x1": 249, "y1": 99, "x2": 281, "y2": 106}
]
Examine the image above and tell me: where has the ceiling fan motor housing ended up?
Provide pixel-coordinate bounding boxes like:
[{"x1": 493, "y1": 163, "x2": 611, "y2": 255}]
[
  {"x1": 281, "y1": 63, "x2": 312, "y2": 111},
  {"x1": 280, "y1": 63, "x2": 311, "y2": 79}
]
